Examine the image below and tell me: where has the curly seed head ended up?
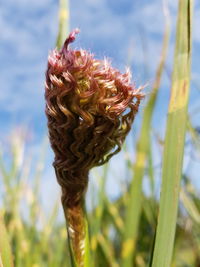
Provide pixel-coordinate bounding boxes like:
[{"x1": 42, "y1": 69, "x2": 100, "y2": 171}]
[{"x1": 45, "y1": 29, "x2": 144, "y2": 193}]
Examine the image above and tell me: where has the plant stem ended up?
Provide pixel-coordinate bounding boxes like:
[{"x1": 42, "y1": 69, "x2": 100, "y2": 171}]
[
  {"x1": 151, "y1": 0, "x2": 193, "y2": 266},
  {"x1": 56, "y1": 0, "x2": 69, "y2": 49},
  {"x1": 62, "y1": 199, "x2": 91, "y2": 267},
  {"x1": 54, "y1": 167, "x2": 91, "y2": 267}
]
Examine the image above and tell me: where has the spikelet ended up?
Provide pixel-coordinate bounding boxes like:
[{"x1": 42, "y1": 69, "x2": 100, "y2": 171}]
[{"x1": 45, "y1": 29, "x2": 144, "y2": 207}]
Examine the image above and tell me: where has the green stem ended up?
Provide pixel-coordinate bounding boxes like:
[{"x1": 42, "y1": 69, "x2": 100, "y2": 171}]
[
  {"x1": 56, "y1": 0, "x2": 69, "y2": 49},
  {"x1": 151, "y1": 0, "x2": 193, "y2": 266}
]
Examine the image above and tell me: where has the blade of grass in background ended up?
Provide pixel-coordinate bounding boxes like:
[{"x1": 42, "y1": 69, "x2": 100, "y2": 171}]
[
  {"x1": 121, "y1": 3, "x2": 170, "y2": 267},
  {"x1": 90, "y1": 165, "x2": 108, "y2": 266},
  {"x1": 97, "y1": 234, "x2": 119, "y2": 267},
  {"x1": 56, "y1": 0, "x2": 69, "y2": 49},
  {"x1": 151, "y1": 0, "x2": 193, "y2": 266},
  {"x1": 0, "y1": 133, "x2": 25, "y2": 267},
  {"x1": 180, "y1": 189, "x2": 200, "y2": 224},
  {"x1": 0, "y1": 213, "x2": 13, "y2": 267},
  {"x1": 187, "y1": 116, "x2": 200, "y2": 151}
]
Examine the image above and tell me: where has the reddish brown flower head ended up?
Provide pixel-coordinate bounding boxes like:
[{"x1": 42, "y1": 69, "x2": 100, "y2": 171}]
[{"x1": 45, "y1": 29, "x2": 144, "y2": 206}]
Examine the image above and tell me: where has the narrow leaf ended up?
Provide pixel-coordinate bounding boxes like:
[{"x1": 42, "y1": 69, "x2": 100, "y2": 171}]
[{"x1": 152, "y1": 0, "x2": 193, "y2": 266}]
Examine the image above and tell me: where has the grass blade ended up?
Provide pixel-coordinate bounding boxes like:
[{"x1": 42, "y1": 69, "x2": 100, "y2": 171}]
[
  {"x1": 151, "y1": 0, "x2": 193, "y2": 266},
  {"x1": 180, "y1": 189, "x2": 200, "y2": 224},
  {"x1": 56, "y1": 0, "x2": 69, "y2": 49},
  {"x1": 0, "y1": 213, "x2": 13, "y2": 267}
]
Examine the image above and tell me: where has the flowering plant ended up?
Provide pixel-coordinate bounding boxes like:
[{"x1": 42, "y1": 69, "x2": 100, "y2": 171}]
[{"x1": 45, "y1": 29, "x2": 143, "y2": 266}]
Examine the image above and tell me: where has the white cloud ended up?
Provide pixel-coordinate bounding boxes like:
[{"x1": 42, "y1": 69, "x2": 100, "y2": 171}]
[{"x1": 0, "y1": 0, "x2": 58, "y2": 117}]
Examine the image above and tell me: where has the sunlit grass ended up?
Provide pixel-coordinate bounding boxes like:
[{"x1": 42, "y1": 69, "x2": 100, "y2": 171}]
[{"x1": 152, "y1": 0, "x2": 193, "y2": 265}]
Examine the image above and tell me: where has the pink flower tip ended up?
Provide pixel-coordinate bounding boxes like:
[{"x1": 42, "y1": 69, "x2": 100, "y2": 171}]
[{"x1": 62, "y1": 28, "x2": 80, "y2": 53}]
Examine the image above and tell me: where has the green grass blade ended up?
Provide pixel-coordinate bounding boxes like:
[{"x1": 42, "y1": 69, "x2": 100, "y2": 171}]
[
  {"x1": 106, "y1": 201, "x2": 124, "y2": 234},
  {"x1": 97, "y1": 234, "x2": 119, "y2": 267},
  {"x1": 151, "y1": 0, "x2": 193, "y2": 266},
  {"x1": 121, "y1": 5, "x2": 170, "y2": 266},
  {"x1": 56, "y1": 0, "x2": 69, "y2": 49},
  {"x1": 0, "y1": 213, "x2": 13, "y2": 267},
  {"x1": 187, "y1": 116, "x2": 200, "y2": 151},
  {"x1": 180, "y1": 189, "x2": 200, "y2": 224},
  {"x1": 90, "y1": 165, "x2": 108, "y2": 266}
]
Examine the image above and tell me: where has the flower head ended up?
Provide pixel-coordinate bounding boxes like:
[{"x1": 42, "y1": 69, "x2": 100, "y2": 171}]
[{"x1": 45, "y1": 29, "x2": 144, "y2": 205}]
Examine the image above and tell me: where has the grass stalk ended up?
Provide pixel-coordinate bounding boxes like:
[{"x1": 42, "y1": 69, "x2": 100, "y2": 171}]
[
  {"x1": 56, "y1": 0, "x2": 69, "y2": 49},
  {"x1": 151, "y1": 0, "x2": 193, "y2": 266},
  {"x1": 62, "y1": 200, "x2": 91, "y2": 267}
]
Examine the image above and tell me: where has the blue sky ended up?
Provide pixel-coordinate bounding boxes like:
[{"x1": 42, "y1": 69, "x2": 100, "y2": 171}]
[{"x1": 0, "y1": 0, "x2": 200, "y2": 214}]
